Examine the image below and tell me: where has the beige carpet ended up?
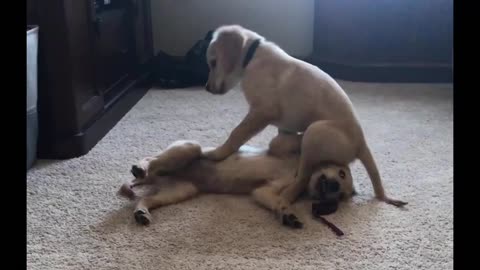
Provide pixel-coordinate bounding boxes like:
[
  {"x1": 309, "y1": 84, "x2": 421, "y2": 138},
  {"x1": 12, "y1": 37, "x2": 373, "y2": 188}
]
[{"x1": 27, "y1": 80, "x2": 453, "y2": 270}]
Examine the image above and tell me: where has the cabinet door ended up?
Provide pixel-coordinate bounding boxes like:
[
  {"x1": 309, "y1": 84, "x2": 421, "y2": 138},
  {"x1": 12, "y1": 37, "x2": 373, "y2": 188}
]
[
  {"x1": 90, "y1": 0, "x2": 135, "y2": 94},
  {"x1": 66, "y1": 0, "x2": 106, "y2": 129},
  {"x1": 132, "y1": 0, "x2": 154, "y2": 65}
]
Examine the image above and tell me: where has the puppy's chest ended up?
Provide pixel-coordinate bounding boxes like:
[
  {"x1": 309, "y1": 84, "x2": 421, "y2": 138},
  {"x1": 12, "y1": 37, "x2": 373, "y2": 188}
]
[{"x1": 242, "y1": 88, "x2": 319, "y2": 133}]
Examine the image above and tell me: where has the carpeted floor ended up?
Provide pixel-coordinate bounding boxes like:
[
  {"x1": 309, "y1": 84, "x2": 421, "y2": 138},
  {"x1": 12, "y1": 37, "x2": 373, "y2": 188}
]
[{"x1": 27, "y1": 80, "x2": 453, "y2": 270}]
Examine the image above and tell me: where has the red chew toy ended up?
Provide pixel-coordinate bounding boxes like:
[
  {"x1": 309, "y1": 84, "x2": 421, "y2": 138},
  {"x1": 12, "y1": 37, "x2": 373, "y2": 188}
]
[
  {"x1": 316, "y1": 216, "x2": 344, "y2": 236},
  {"x1": 311, "y1": 201, "x2": 344, "y2": 236}
]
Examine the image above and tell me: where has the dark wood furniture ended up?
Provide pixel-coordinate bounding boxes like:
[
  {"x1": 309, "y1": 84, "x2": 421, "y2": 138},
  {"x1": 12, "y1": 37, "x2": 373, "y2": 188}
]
[
  {"x1": 309, "y1": 0, "x2": 453, "y2": 82},
  {"x1": 30, "y1": 0, "x2": 154, "y2": 159}
]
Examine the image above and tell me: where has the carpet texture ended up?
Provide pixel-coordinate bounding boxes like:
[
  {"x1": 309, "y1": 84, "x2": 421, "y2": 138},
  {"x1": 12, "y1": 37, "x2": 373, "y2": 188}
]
[{"x1": 27, "y1": 80, "x2": 453, "y2": 270}]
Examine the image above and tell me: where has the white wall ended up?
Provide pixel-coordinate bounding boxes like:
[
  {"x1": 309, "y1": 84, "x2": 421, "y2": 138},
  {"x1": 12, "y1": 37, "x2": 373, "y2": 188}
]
[{"x1": 151, "y1": 0, "x2": 314, "y2": 58}]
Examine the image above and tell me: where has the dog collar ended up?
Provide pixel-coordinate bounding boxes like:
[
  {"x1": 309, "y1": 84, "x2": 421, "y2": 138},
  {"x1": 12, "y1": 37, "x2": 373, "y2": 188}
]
[{"x1": 242, "y1": 39, "x2": 262, "y2": 68}]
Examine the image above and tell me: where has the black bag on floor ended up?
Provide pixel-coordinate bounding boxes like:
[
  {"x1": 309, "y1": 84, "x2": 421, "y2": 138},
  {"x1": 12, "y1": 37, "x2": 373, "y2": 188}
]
[{"x1": 152, "y1": 30, "x2": 213, "y2": 89}]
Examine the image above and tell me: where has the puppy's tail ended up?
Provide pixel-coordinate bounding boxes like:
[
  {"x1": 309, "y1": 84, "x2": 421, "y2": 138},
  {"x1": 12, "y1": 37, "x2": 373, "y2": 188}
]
[{"x1": 357, "y1": 145, "x2": 385, "y2": 199}]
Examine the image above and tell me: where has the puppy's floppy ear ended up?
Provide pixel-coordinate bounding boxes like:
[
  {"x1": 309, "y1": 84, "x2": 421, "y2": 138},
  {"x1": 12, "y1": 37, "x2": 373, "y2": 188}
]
[{"x1": 216, "y1": 31, "x2": 244, "y2": 73}]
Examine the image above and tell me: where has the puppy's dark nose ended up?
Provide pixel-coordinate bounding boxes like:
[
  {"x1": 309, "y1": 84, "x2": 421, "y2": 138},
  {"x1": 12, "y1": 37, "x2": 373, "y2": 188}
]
[
  {"x1": 205, "y1": 82, "x2": 211, "y2": 92},
  {"x1": 326, "y1": 180, "x2": 340, "y2": 193},
  {"x1": 317, "y1": 179, "x2": 340, "y2": 194}
]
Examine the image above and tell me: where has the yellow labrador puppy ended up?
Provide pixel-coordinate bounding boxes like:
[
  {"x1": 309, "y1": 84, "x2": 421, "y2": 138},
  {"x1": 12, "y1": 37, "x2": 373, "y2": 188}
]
[
  {"x1": 202, "y1": 25, "x2": 406, "y2": 207},
  {"x1": 119, "y1": 133, "x2": 354, "y2": 228}
]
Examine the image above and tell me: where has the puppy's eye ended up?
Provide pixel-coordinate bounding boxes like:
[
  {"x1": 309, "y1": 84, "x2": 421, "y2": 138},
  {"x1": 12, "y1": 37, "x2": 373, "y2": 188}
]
[
  {"x1": 338, "y1": 170, "x2": 346, "y2": 179},
  {"x1": 210, "y1": 60, "x2": 217, "y2": 69}
]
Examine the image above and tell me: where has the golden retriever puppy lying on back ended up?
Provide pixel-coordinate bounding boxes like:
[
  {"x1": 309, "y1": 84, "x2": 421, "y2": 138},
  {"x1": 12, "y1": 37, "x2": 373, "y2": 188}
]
[{"x1": 118, "y1": 133, "x2": 354, "y2": 228}]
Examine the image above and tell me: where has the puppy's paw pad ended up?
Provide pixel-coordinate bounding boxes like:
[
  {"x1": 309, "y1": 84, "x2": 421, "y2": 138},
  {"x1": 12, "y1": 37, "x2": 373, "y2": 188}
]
[
  {"x1": 389, "y1": 200, "x2": 408, "y2": 207},
  {"x1": 282, "y1": 214, "x2": 303, "y2": 229},
  {"x1": 383, "y1": 198, "x2": 408, "y2": 207},
  {"x1": 134, "y1": 209, "x2": 151, "y2": 225},
  {"x1": 380, "y1": 197, "x2": 408, "y2": 207},
  {"x1": 131, "y1": 165, "x2": 146, "y2": 179}
]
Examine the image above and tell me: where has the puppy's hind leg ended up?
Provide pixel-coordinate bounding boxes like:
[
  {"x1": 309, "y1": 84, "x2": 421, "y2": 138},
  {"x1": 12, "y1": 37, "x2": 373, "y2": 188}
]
[
  {"x1": 134, "y1": 180, "x2": 199, "y2": 225},
  {"x1": 131, "y1": 157, "x2": 155, "y2": 178},
  {"x1": 267, "y1": 129, "x2": 303, "y2": 157},
  {"x1": 117, "y1": 176, "x2": 153, "y2": 200},
  {"x1": 357, "y1": 144, "x2": 408, "y2": 207},
  {"x1": 131, "y1": 141, "x2": 202, "y2": 179},
  {"x1": 252, "y1": 184, "x2": 303, "y2": 229}
]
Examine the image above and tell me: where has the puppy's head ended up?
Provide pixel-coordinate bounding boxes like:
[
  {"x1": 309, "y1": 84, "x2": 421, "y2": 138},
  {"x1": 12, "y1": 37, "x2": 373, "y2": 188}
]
[
  {"x1": 205, "y1": 25, "x2": 248, "y2": 95},
  {"x1": 307, "y1": 164, "x2": 355, "y2": 204}
]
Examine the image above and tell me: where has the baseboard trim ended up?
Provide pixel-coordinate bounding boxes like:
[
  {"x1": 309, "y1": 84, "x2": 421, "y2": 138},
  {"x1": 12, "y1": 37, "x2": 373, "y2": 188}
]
[{"x1": 305, "y1": 57, "x2": 453, "y2": 83}]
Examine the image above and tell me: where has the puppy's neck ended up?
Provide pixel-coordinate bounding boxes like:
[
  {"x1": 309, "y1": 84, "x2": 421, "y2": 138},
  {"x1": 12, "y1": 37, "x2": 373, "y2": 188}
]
[
  {"x1": 242, "y1": 39, "x2": 262, "y2": 68},
  {"x1": 241, "y1": 38, "x2": 291, "y2": 71}
]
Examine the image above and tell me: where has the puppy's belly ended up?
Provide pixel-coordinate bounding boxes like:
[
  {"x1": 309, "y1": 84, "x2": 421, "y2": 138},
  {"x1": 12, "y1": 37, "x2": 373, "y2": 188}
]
[
  {"x1": 185, "y1": 157, "x2": 296, "y2": 194},
  {"x1": 173, "y1": 159, "x2": 266, "y2": 194}
]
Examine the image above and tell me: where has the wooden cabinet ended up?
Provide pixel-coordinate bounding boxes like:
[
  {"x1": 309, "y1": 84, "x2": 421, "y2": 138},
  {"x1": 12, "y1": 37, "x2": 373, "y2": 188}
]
[
  {"x1": 32, "y1": 0, "x2": 154, "y2": 159},
  {"x1": 91, "y1": 0, "x2": 134, "y2": 94},
  {"x1": 132, "y1": 0, "x2": 154, "y2": 66}
]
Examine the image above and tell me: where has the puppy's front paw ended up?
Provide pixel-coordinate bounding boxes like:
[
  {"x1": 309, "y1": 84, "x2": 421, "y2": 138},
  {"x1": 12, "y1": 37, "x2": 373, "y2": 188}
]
[
  {"x1": 134, "y1": 209, "x2": 152, "y2": 225},
  {"x1": 131, "y1": 165, "x2": 146, "y2": 179},
  {"x1": 282, "y1": 214, "x2": 303, "y2": 229}
]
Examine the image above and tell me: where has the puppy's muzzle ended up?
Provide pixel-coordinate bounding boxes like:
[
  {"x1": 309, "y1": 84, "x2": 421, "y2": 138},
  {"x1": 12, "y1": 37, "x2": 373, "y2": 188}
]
[
  {"x1": 312, "y1": 179, "x2": 341, "y2": 215},
  {"x1": 316, "y1": 179, "x2": 340, "y2": 197},
  {"x1": 205, "y1": 81, "x2": 226, "y2": 95},
  {"x1": 205, "y1": 82, "x2": 212, "y2": 92}
]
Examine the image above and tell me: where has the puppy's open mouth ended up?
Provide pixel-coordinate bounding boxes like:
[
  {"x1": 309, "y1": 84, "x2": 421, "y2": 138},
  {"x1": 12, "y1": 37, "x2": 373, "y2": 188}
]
[{"x1": 311, "y1": 199, "x2": 339, "y2": 216}]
